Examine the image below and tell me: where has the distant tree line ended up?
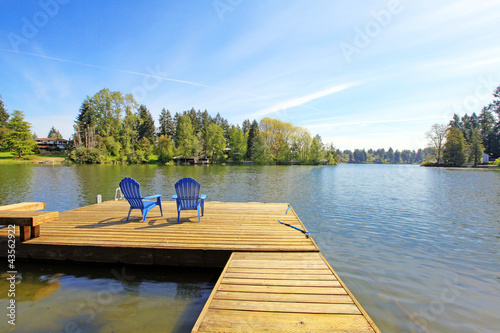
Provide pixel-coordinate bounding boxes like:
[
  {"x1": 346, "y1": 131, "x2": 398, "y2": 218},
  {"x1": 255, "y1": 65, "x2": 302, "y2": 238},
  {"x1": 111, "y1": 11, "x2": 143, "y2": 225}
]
[
  {"x1": 426, "y1": 83, "x2": 500, "y2": 167},
  {"x1": 6, "y1": 83, "x2": 498, "y2": 168},
  {"x1": 336, "y1": 147, "x2": 434, "y2": 164},
  {"x1": 69, "y1": 88, "x2": 338, "y2": 165}
]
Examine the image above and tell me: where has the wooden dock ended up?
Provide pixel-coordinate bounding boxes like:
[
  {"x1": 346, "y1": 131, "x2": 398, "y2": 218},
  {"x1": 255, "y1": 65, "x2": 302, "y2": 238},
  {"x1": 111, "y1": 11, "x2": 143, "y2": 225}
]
[
  {"x1": 0, "y1": 201, "x2": 379, "y2": 332},
  {"x1": 193, "y1": 252, "x2": 379, "y2": 332}
]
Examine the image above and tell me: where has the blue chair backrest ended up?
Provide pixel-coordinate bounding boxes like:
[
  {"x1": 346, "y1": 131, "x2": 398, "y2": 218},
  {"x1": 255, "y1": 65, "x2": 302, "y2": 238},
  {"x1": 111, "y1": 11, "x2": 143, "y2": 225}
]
[
  {"x1": 120, "y1": 177, "x2": 144, "y2": 209},
  {"x1": 175, "y1": 178, "x2": 201, "y2": 209}
]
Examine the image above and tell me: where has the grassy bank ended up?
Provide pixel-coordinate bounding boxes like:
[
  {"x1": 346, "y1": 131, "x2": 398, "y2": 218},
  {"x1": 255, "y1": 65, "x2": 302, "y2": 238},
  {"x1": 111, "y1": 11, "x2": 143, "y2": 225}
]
[{"x1": 0, "y1": 152, "x2": 66, "y2": 164}]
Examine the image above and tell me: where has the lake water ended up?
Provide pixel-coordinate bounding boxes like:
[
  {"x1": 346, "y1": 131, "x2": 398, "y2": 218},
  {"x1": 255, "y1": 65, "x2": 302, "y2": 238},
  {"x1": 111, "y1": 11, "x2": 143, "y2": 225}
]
[{"x1": 0, "y1": 164, "x2": 499, "y2": 332}]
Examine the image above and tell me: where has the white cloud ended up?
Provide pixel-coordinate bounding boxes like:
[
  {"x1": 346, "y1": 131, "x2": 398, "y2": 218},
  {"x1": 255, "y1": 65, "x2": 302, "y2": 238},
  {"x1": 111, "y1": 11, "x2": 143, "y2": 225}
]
[{"x1": 249, "y1": 82, "x2": 362, "y2": 118}]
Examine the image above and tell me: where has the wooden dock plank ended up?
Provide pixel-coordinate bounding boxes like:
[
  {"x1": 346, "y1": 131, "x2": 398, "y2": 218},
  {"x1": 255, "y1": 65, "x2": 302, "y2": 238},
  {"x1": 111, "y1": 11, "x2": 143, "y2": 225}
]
[
  {"x1": 217, "y1": 284, "x2": 348, "y2": 295},
  {"x1": 195, "y1": 310, "x2": 375, "y2": 333},
  {"x1": 192, "y1": 252, "x2": 379, "y2": 332},
  {"x1": 209, "y1": 299, "x2": 360, "y2": 314},
  {"x1": 213, "y1": 291, "x2": 352, "y2": 303},
  {"x1": 0, "y1": 202, "x2": 46, "y2": 211}
]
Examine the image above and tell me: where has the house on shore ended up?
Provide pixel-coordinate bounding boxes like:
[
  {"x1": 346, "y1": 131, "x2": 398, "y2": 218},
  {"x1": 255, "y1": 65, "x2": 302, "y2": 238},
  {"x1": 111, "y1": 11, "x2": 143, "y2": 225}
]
[{"x1": 35, "y1": 138, "x2": 69, "y2": 150}]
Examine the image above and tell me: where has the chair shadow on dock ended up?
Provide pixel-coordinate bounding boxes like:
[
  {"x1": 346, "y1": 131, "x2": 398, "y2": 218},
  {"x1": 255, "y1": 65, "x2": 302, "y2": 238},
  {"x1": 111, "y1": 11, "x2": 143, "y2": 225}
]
[{"x1": 75, "y1": 214, "x2": 202, "y2": 229}]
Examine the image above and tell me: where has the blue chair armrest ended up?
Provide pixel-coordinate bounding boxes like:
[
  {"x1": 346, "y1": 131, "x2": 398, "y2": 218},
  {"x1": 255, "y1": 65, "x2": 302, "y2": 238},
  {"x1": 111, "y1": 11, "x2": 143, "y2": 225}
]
[
  {"x1": 144, "y1": 194, "x2": 161, "y2": 200},
  {"x1": 200, "y1": 194, "x2": 207, "y2": 199},
  {"x1": 172, "y1": 195, "x2": 178, "y2": 199}
]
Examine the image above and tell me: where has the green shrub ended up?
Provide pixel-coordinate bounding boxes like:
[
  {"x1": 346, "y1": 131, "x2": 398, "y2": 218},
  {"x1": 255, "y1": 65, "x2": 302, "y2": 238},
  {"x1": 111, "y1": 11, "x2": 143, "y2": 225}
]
[
  {"x1": 494, "y1": 157, "x2": 500, "y2": 166},
  {"x1": 420, "y1": 161, "x2": 437, "y2": 167}
]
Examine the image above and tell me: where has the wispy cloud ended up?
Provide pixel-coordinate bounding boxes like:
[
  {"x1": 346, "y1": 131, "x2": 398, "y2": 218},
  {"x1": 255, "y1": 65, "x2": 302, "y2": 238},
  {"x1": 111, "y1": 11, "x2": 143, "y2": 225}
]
[
  {"x1": 249, "y1": 81, "x2": 362, "y2": 118},
  {"x1": 1, "y1": 49, "x2": 219, "y2": 89},
  {"x1": 306, "y1": 116, "x2": 447, "y2": 130}
]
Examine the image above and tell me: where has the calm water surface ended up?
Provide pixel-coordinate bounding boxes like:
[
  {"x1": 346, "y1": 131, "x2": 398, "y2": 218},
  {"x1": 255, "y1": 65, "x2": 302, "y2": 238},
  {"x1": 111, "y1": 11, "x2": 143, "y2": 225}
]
[{"x1": 0, "y1": 164, "x2": 499, "y2": 332}]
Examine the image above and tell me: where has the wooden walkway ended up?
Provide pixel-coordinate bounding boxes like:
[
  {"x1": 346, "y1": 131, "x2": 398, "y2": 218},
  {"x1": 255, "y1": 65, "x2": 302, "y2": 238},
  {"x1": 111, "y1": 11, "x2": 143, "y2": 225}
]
[
  {"x1": 193, "y1": 252, "x2": 379, "y2": 332},
  {"x1": 0, "y1": 201, "x2": 379, "y2": 332}
]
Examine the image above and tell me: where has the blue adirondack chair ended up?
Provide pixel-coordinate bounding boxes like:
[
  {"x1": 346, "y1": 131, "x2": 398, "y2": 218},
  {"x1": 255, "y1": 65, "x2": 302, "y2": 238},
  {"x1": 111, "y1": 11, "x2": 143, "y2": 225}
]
[
  {"x1": 119, "y1": 177, "x2": 163, "y2": 222},
  {"x1": 172, "y1": 177, "x2": 206, "y2": 223}
]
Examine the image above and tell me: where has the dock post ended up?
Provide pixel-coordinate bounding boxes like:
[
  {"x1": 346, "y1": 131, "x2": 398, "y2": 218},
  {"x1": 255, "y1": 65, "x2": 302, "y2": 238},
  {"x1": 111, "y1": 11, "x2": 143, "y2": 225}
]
[{"x1": 96, "y1": 194, "x2": 102, "y2": 204}]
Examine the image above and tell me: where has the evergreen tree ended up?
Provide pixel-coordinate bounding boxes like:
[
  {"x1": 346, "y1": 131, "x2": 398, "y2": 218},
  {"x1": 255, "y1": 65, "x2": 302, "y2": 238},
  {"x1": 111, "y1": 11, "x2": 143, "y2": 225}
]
[
  {"x1": 0, "y1": 95, "x2": 10, "y2": 149},
  {"x1": 137, "y1": 105, "x2": 156, "y2": 143},
  {"x1": 394, "y1": 150, "x2": 401, "y2": 163},
  {"x1": 242, "y1": 119, "x2": 251, "y2": 134},
  {"x1": 353, "y1": 149, "x2": 367, "y2": 163},
  {"x1": 246, "y1": 120, "x2": 259, "y2": 160},
  {"x1": 478, "y1": 107, "x2": 497, "y2": 156},
  {"x1": 187, "y1": 108, "x2": 202, "y2": 134},
  {"x1": 416, "y1": 149, "x2": 424, "y2": 163},
  {"x1": 386, "y1": 147, "x2": 394, "y2": 163},
  {"x1": 197, "y1": 110, "x2": 211, "y2": 133},
  {"x1": 468, "y1": 128, "x2": 484, "y2": 167},
  {"x1": 76, "y1": 100, "x2": 95, "y2": 128},
  {"x1": 0, "y1": 95, "x2": 9, "y2": 125},
  {"x1": 485, "y1": 85, "x2": 500, "y2": 158},
  {"x1": 158, "y1": 108, "x2": 175, "y2": 138},
  {"x1": 400, "y1": 150, "x2": 411, "y2": 163},
  {"x1": 47, "y1": 126, "x2": 63, "y2": 139},
  {"x1": 199, "y1": 109, "x2": 212, "y2": 153},
  {"x1": 3, "y1": 110, "x2": 37, "y2": 158},
  {"x1": 214, "y1": 113, "x2": 230, "y2": 140},
  {"x1": 443, "y1": 127, "x2": 467, "y2": 166}
]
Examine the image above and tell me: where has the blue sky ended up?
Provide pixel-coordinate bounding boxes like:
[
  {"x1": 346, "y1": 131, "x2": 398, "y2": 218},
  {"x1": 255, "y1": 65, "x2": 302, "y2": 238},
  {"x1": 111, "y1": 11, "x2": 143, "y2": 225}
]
[{"x1": 1, "y1": 0, "x2": 499, "y2": 150}]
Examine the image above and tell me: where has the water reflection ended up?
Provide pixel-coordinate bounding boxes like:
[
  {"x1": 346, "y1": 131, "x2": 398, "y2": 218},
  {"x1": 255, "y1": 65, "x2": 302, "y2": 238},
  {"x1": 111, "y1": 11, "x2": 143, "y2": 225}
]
[{"x1": 0, "y1": 262, "x2": 219, "y2": 333}]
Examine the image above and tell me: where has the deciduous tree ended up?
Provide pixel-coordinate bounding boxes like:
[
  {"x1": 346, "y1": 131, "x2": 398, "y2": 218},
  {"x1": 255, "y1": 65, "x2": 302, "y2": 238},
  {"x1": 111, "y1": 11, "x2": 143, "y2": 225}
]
[
  {"x1": 426, "y1": 124, "x2": 447, "y2": 164},
  {"x1": 156, "y1": 135, "x2": 174, "y2": 164},
  {"x1": 205, "y1": 123, "x2": 226, "y2": 161},
  {"x1": 228, "y1": 125, "x2": 246, "y2": 162},
  {"x1": 175, "y1": 114, "x2": 199, "y2": 160}
]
